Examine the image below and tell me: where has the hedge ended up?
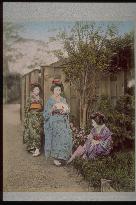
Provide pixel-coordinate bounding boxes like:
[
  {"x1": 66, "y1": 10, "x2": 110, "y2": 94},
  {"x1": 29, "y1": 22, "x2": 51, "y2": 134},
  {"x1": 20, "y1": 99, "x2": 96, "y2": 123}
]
[{"x1": 72, "y1": 151, "x2": 135, "y2": 192}]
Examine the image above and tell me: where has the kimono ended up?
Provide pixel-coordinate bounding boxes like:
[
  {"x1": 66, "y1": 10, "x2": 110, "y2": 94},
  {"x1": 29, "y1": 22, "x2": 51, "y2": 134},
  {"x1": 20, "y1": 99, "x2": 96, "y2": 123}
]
[
  {"x1": 84, "y1": 125, "x2": 113, "y2": 159},
  {"x1": 67, "y1": 125, "x2": 113, "y2": 163},
  {"x1": 23, "y1": 94, "x2": 44, "y2": 151},
  {"x1": 43, "y1": 97, "x2": 73, "y2": 161}
]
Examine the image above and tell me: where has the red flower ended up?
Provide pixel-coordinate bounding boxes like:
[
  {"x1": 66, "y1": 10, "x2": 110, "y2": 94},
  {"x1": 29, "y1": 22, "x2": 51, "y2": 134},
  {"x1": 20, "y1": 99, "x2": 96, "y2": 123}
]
[
  {"x1": 52, "y1": 79, "x2": 62, "y2": 84},
  {"x1": 94, "y1": 135, "x2": 101, "y2": 140}
]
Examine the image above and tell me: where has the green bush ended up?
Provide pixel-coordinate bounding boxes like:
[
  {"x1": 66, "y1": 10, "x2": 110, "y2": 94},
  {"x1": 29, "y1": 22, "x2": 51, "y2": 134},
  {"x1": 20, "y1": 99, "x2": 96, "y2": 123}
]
[
  {"x1": 94, "y1": 94, "x2": 135, "y2": 151},
  {"x1": 4, "y1": 73, "x2": 21, "y2": 103},
  {"x1": 70, "y1": 94, "x2": 134, "y2": 153},
  {"x1": 72, "y1": 151, "x2": 135, "y2": 192}
]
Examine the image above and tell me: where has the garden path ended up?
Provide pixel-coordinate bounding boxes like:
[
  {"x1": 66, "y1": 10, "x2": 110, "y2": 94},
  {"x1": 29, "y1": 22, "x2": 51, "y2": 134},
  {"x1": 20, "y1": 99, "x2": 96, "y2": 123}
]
[{"x1": 3, "y1": 104, "x2": 92, "y2": 192}]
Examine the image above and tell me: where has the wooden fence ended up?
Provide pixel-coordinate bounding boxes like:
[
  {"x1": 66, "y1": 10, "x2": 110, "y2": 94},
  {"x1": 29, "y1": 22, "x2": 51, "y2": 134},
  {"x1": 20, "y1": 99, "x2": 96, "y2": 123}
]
[{"x1": 20, "y1": 61, "x2": 133, "y2": 125}]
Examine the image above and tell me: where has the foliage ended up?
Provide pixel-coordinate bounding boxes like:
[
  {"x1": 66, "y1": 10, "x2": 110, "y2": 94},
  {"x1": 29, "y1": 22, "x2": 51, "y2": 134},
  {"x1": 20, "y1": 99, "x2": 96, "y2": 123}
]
[
  {"x1": 77, "y1": 94, "x2": 135, "y2": 151},
  {"x1": 72, "y1": 151, "x2": 135, "y2": 192},
  {"x1": 85, "y1": 95, "x2": 113, "y2": 134},
  {"x1": 3, "y1": 22, "x2": 23, "y2": 47},
  {"x1": 69, "y1": 114, "x2": 79, "y2": 128},
  {"x1": 91, "y1": 94, "x2": 135, "y2": 151},
  {"x1": 71, "y1": 93, "x2": 135, "y2": 191},
  {"x1": 4, "y1": 73, "x2": 21, "y2": 103},
  {"x1": 108, "y1": 31, "x2": 134, "y2": 52},
  {"x1": 53, "y1": 22, "x2": 134, "y2": 128},
  {"x1": 70, "y1": 123, "x2": 87, "y2": 151},
  {"x1": 54, "y1": 21, "x2": 120, "y2": 127},
  {"x1": 106, "y1": 31, "x2": 134, "y2": 73},
  {"x1": 3, "y1": 22, "x2": 23, "y2": 104},
  {"x1": 113, "y1": 95, "x2": 135, "y2": 150}
]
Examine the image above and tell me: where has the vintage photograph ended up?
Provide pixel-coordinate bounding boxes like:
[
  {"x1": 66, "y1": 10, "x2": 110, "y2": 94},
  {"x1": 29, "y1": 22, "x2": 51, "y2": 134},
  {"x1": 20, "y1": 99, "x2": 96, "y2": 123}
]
[{"x1": 3, "y1": 2, "x2": 135, "y2": 198}]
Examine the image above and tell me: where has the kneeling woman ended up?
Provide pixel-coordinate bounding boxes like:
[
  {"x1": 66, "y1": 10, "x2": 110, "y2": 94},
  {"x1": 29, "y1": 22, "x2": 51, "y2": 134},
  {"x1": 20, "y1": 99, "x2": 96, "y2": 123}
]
[
  {"x1": 23, "y1": 83, "x2": 43, "y2": 156},
  {"x1": 67, "y1": 112, "x2": 113, "y2": 163},
  {"x1": 43, "y1": 79, "x2": 73, "y2": 166}
]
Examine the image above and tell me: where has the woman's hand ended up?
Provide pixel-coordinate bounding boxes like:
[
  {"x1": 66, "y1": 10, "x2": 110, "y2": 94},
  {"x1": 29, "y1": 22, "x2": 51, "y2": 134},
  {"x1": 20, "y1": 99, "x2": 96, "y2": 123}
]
[
  {"x1": 53, "y1": 105, "x2": 57, "y2": 111},
  {"x1": 65, "y1": 107, "x2": 70, "y2": 113},
  {"x1": 51, "y1": 105, "x2": 57, "y2": 113},
  {"x1": 82, "y1": 154, "x2": 87, "y2": 159},
  {"x1": 59, "y1": 109, "x2": 65, "y2": 114},
  {"x1": 92, "y1": 139, "x2": 100, "y2": 145},
  {"x1": 87, "y1": 132, "x2": 93, "y2": 139}
]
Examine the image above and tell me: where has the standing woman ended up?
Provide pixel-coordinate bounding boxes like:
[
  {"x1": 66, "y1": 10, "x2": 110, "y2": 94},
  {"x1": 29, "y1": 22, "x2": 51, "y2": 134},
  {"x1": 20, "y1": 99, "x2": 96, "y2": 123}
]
[
  {"x1": 23, "y1": 83, "x2": 44, "y2": 156},
  {"x1": 43, "y1": 79, "x2": 73, "y2": 166}
]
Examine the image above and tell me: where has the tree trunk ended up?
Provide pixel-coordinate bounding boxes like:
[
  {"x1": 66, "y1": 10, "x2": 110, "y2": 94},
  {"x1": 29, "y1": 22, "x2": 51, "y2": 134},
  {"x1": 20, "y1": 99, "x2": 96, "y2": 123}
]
[
  {"x1": 82, "y1": 103, "x2": 88, "y2": 129},
  {"x1": 79, "y1": 95, "x2": 88, "y2": 129},
  {"x1": 79, "y1": 96, "x2": 83, "y2": 128},
  {"x1": 79, "y1": 69, "x2": 88, "y2": 128}
]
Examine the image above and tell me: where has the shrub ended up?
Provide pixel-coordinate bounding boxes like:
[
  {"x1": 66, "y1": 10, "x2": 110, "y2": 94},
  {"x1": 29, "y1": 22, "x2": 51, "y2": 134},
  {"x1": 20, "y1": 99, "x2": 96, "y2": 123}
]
[
  {"x1": 112, "y1": 95, "x2": 134, "y2": 151},
  {"x1": 70, "y1": 94, "x2": 134, "y2": 152},
  {"x1": 4, "y1": 73, "x2": 21, "y2": 103},
  {"x1": 70, "y1": 123, "x2": 87, "y2": 151},
  {"x1": 88, "y1": 94, "x2": 135, "y2": 151},
  {"x1": 72, "y1": 151, "x2": 135, "y2": 192}
]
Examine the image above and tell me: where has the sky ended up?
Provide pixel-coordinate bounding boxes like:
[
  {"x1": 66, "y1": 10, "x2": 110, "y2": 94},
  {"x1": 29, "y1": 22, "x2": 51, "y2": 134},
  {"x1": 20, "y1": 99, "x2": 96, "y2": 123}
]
[
  {"x1": 17, "y1": 21, "x2": 75, "y2": 42},
  {"x1": 15, "y1": 21, "x2": 134, "y2": 42},
  {"x1": 3, "y1": 3, "x2": 135, "y2": 75},
  {"x1": 3, "y1": 2, "x2": 135, "y2": 42}
]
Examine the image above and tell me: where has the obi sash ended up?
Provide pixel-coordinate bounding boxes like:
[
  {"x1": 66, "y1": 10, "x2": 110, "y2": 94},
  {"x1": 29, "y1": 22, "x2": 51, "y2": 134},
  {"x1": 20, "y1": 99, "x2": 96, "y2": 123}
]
[{"x1": 30, "y1": 103, "x2": 42, "y2": 110}]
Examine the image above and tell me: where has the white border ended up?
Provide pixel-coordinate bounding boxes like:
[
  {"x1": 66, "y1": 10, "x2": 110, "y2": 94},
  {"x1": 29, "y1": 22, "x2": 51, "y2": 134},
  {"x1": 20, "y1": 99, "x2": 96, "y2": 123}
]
[{"x1": 3, "y1": 2, "x2": 136, "y2": 201}]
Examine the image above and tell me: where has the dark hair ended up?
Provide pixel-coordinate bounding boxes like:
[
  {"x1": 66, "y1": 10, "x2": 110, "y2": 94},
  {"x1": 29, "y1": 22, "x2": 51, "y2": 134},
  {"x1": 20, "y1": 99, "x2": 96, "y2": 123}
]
[
  {"x1": 50, "y1": 83, "x2": 64, "y2": 93},
  {"x1": 30, "y1": 83, "x2": 42, "y2": 93},
  {"x1": 90, "y1": 112, "x2": 106, "y2": 125}
]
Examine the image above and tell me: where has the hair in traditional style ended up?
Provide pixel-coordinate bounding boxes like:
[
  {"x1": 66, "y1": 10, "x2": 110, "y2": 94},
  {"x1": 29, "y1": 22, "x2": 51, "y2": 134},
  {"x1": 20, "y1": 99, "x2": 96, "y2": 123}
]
[
  {"x1": 30, "y1": 82, "x2": 42, "y2": 93},
  {"x1": 90, "y1": 112, "x2": 106, "y2": 125},
  {"x1": 50, "y1": 79, "x2": 64, "y2": 93}
]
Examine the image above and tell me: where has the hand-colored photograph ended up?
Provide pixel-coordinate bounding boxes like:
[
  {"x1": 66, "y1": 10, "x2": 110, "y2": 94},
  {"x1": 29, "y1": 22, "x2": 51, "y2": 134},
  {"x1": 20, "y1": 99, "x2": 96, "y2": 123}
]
[{"x1": 3, "y1": 2, "x2": 135, "y2": 197}]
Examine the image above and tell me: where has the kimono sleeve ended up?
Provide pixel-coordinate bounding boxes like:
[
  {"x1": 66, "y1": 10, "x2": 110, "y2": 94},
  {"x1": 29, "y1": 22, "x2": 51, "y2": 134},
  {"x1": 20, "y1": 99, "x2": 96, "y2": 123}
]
[
  {"x1": 62, "y1": 97, "x2": 70, "y2": 113},
  {"x1": 43, "y1": 98, "x2": 53, "y2": 121},
  {"x1": 40, "y1": 97, "x2": 43, "y2": 108},
  {"x1": 101, "y1": 127, "x2": 112, "y2": 141},
  {"x1": 100, "y1": 128, "x2": 112, "y2": 150},
  {"x1": 62, "y1": 97, "x2": 67, "y2": 103},
  {"x1": 24, "y1": 97, "x2": 31, "y2": 117}
]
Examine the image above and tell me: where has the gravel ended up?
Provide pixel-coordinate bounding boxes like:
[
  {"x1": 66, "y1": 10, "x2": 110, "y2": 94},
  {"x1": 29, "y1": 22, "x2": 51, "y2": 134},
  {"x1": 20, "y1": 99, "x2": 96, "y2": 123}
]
[{"x1": 3, "y1": 104, "x2": 92, "y2": 192}]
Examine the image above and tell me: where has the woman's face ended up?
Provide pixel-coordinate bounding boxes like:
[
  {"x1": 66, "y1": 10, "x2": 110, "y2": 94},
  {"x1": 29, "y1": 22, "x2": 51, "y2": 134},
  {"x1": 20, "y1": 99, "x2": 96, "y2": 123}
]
[
  {"x1": 33, "y1": 86, "x2": 40, "y2": 96},
  {"x1": 92, "y1": 119, "x2": 98, "y2": 128},
  {"x1": 53, "y1": 86, "x2": 61, "y2": 96}
]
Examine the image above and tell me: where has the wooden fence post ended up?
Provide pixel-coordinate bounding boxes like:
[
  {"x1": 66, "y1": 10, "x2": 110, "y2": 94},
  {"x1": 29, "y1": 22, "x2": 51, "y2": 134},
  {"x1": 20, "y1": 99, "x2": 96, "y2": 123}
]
[{"x1": 101, "y1": 179, "x2": 116, "y2": 192}]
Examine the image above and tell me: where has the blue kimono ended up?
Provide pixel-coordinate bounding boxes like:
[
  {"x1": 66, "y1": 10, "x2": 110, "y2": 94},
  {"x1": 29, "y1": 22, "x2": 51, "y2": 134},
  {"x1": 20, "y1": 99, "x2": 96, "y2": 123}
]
[{"x1": 43, "y1": 97, "x2": 73, "y2": 161}]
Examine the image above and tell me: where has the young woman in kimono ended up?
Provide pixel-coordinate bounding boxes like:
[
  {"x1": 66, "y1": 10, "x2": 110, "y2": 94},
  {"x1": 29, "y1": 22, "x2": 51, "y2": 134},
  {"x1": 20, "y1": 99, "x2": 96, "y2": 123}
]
[
  {"x1": 43, "y1": 79, "x2": 73, "y2": 166},
  {"x1": 23, "y1": 83, "x2": 43, "y2": 156},
  {"x1": 67, "y1": 112, "x2": 113, "y2": 163}
]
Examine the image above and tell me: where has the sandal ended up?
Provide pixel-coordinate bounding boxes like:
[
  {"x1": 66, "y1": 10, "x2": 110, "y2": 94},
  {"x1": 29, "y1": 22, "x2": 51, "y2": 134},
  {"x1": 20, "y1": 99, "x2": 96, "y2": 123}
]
[
  {"x1": 32, "y1": 148, "x2": 40, "y2": 157},
  {"x1": 29, "y1": 150, "x2": 35, "y2": 154},
  {"x1": 53, "y1": 160, "x2": 61, "y2": 166}
]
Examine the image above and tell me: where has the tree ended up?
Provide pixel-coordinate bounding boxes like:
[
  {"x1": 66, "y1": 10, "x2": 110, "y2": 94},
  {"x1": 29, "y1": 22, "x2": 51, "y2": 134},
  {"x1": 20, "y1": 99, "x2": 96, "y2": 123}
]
[
  {"x1": 106, "y1": 31, "x2": 134, "y2": 73},
  {"x1": 3, "y1": 22, "x2": 22, "y2": 46},
  {"x1": 97, "y1": 94, "x2": 135, "y2": 151},
  {"x1": 53, "y1": 22, "x2": 119, "y2": 128},
  {"x1": 3, "y1": 22, "x2": 23, "y2": 103},
  {"x1": 3, "y1": 22, "x2": 24, "y2": 62}
]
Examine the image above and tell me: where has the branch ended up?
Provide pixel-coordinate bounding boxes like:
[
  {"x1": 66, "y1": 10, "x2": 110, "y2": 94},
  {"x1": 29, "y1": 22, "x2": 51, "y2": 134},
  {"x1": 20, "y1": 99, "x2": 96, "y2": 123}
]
[{"x1": 96, "y1": 31, "x2": 108, "y2": 53}]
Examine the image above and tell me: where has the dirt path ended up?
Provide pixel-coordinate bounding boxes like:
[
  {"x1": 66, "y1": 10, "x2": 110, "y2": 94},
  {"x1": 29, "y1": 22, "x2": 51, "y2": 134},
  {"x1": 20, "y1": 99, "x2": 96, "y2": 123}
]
[{"x1": 3, "y1": 104, "x2": 92, "y2": 192}]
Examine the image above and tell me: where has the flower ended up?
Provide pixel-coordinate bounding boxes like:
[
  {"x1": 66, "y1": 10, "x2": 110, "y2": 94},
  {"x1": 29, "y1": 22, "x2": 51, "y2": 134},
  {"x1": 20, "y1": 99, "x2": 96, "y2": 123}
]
[{"x1": 52, "y1": 79, "x2": 62, "y2": 84}]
